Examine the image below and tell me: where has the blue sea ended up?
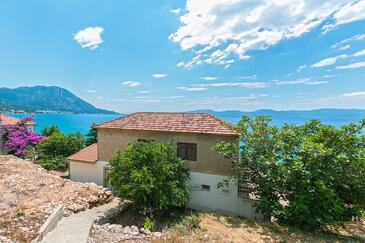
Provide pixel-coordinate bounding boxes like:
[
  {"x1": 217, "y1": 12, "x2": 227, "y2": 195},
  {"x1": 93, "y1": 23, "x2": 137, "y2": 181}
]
[{"x1": 7, "y1": 113, "x2": 364, "y2": 134}]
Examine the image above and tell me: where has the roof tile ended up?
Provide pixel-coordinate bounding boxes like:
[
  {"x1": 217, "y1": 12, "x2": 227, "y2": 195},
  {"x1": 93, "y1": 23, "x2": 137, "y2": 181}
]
[
  {"x1": 67, "y1": 143, "x2": 98, "y2": 163},
  {"x1": 94, "y1": 112, "x2": 238, "y2": 136}
]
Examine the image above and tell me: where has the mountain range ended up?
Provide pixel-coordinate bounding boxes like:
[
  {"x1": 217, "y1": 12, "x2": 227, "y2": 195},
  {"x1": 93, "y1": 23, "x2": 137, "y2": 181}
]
[{"x1": 0, "y1": 86, "x2": 116, "y2": 114}]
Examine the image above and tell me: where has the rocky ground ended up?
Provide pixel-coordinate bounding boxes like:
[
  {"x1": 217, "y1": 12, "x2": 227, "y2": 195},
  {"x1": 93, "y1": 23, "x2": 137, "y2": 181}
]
[
  {"x1": 88, "y1": 223, "x2": 157, "y2": 243},
  {"x1": 0, "y1": 155, "x2": 113, "y2": 242}
]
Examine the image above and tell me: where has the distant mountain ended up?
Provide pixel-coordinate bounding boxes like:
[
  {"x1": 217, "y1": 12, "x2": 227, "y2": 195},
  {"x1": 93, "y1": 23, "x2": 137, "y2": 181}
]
[
  {"x1": 0, "y1": 86, "x2": 116, "y2": 114},
  {"x1": 192, "y1": 109, "x2": 365, "y2": 123}
]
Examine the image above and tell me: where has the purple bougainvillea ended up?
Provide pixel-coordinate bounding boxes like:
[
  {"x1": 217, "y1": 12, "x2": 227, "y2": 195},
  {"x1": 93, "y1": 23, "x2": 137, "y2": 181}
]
[{"x1": 1, "y1": 116, "x2": 44, "y2": 157}]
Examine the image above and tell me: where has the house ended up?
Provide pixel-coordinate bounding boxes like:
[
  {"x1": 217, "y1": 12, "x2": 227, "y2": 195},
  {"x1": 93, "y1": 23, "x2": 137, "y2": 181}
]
[
  {"x1": 0, "y1": 113, "x2": 36, "y2": 154},
  {"x1": 67, "y1": 112, "x2": 259, "y2": 218}
]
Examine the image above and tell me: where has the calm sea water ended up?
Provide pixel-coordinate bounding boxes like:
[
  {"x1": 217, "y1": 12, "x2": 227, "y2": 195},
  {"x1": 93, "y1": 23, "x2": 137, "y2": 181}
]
[{"x1": 7, "y1": 113, "x2": 363, "y2": 134}]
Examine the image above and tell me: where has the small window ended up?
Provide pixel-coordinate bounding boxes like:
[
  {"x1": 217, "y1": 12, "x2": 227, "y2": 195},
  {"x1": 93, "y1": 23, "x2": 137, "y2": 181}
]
[
  {"x1": 238, "y1": 180, "x2": 250, "y2": 198},
  {"x1": 201, "y1": 184, "x2": 210, "y2": 191},
  {"x1": 177, "y1": 143, "x2": 197, "y2": 161}
]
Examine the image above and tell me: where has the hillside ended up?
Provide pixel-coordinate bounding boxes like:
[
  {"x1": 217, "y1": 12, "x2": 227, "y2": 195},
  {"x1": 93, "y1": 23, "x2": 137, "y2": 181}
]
[{"x1": 0, "y1": 86, "x2": 116, "y2": 114}]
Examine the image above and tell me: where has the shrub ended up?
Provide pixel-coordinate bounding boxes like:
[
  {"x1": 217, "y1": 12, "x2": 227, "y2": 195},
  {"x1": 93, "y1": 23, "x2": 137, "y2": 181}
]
[
  {"x1": 37, "y1": 155, "x2": 68, "y2": 171},
  {"x1": 1, "y1": 117, "x2": 43, "y2": 157},
  {"x1": 143, "y1": 217, "x2": 154, "y2": 231},
  {"x1": 215, "y1": 116, "x2": 365, "y2": 231},
  {"x1": 35, "y1": 132, "x2": 84, "y2": 170},
  {"x1": 40, "y1": 124, "x2": 60, "y2": 137},
  {"x1": 108, "y1": 141, "x2": 190, "y2": 218}
]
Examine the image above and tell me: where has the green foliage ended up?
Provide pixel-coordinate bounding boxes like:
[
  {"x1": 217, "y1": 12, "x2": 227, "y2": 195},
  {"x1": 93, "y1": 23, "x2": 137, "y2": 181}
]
[
  {"x1": 35, "y1": 132, "x2": 84, "y2": 170},
  {"x1": 40, "y1": 124, "x2": 60, "y2": 137},
  {"x1": 16, "y1": 211, "x2": 25, "y2": 217},
  {"x1": 215, "y1": 116, "x2": 365, "y2": 231},
  {"x1": 108, "y1": 141, "x2": 190, "y2": 217},
  {"x1": 37, "y1": 155, "x2": 68, "y2": 171},
  {"x1": 143, "y1": 216, "x2": 154, "y2": 231},
  {"x1": 85, "y1": 124, "x2": 97, "y2": 146}
]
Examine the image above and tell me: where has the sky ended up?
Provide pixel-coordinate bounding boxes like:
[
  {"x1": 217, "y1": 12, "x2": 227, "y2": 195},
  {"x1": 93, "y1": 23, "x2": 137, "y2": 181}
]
[{"x1": 0, "y1": 0, "x2": 364, "y2": 113}]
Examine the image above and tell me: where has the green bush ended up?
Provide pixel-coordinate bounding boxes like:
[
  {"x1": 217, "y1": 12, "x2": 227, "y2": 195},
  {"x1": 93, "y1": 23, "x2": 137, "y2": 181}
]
[
  {"x1": 143, "y1": 216, "x2": 154, "y2": 231},
  {"x1": 108, "y1": 141, "x2": 190, "y2": 218},
  {"x1": 215, "y1": 116, "x2": 365, "y2": 231},
  {"x1": 35, "y1": 132, "x2": 84, "y2": 170},
  {"x1": 37, "y1": 156, "x2": 68, "y2": 171},
  {"x1": 40, "y1": 124, "x2": 60, "y2": 137}
]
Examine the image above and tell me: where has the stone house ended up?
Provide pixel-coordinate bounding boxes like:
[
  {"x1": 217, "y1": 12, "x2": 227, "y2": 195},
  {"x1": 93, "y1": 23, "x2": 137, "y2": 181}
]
[{"x1": 67, "y1": 112, "x2": 258, "y2": 218}]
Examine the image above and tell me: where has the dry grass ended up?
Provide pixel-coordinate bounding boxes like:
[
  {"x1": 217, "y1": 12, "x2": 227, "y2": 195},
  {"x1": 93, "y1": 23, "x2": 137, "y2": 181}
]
[{"x1": 160, "y1": 212, "x2": 365, "y2": 243}]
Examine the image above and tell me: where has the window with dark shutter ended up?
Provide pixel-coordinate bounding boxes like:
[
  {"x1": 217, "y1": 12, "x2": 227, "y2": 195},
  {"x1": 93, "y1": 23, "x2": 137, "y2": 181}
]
[{"x1": 177, "y1": 143, "x2": 197, "y2": 161}]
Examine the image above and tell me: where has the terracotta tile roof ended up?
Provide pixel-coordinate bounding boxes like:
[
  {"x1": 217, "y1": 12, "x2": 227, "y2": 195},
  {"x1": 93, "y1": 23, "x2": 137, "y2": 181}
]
[
  {"x1": 67, "y1": 143, "x2": 98, "y2": 163},
  {"x1": 94, "y1": 112, "x2": 238, "y2": 136},
  {"x1": 0, "y1": 114, "x2": 35, "y2": 126}
]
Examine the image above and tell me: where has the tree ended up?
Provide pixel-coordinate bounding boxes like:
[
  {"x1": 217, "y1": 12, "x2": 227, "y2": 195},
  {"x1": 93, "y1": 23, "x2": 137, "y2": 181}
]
[
  {"x1": 215, "y1": 116, "x2": 365, "y2": 230},
  {"x1": 85, "y1": 124, "x2": 97, "y2": 146},
  {"x1": 1, "y1": 117, "x2": 43, "y2": 157},
  {"x1": 108, "y1": 141, "x2": 190, "y2": 218},
  {"x1": 40, "y1": 124, "x2": 60, "y2": 137},
  {"x1": 35, "y1": 132, "x2": 85, "y2": 170}
]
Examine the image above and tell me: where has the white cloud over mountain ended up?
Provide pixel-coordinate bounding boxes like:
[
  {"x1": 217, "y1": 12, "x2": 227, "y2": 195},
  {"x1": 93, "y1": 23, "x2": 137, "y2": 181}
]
[
  {"x1": 170, "y1": 0, "x2": 365, "y2": 68},
  {"x1": 74, "y1": 26, "x2": 104, "y2": 50}
]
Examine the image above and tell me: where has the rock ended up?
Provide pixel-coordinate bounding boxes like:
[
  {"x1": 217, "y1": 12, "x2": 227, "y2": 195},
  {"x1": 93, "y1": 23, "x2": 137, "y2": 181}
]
[
  {"x1": 153, "y1": 231, "x2": 162, "y2": 237},
  {"x1": 0, "y1": 155, "x2": 113, "y2": 242},
  {"x1": 122, "y1": 226, "x2": 131, "y2": 234},
  {"x1": 130, "y1": 225, "x2": 139, "y2": 235}
]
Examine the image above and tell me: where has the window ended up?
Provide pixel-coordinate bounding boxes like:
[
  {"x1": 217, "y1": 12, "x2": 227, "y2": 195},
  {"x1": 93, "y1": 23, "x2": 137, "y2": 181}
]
[
  {"x1": 201, "y1": 184, "x2": 210, "y2": 191},
  {"x1": 177, "y1": 143, "x2": 197, "y2": 161},
  {"x1": 238, "y1": 180, "x2": 250, "y2": 198}
]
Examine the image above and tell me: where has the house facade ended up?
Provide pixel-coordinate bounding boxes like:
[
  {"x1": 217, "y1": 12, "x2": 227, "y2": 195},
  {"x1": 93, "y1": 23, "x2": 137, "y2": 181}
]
[{"x1": 68, "y1": 112, "x2": 259, "y2": 218}]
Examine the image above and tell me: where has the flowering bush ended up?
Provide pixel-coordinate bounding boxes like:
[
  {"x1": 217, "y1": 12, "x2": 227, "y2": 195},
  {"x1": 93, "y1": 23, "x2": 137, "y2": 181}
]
[{"x1": 1, "y1": 116, "x2": 44, "y2": 157}]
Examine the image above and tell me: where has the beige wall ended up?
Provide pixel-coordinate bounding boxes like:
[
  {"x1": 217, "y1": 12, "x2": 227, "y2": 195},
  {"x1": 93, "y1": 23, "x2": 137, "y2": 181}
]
[
  {"x1": 69, "y1": 160, "x2": 109, "y2": 186},
  {"x1": 97, "y1": 128, "x2": 238, "y2": 176}
]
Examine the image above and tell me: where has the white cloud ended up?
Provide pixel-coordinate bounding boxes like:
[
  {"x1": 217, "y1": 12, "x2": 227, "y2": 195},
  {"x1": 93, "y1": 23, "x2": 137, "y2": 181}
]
[
  {"x1": 274, "y1": 78, "x2": 328, "y2": 85},
  {"x1": 152, "y1": 73, "x2": 168, "y2": 78},
  {"x1": 177, "y1": 87, "x2": 208, "y2": 91},
  {"x1": 322, "y1": 74, "x2": 340, "y2": 78},
  {"x1": 336, "y1": 62, "x2": 365, "y2": 70},
  {"x1": 311, "y1": 54, "x2": 347, "y2": 68},
  {"x1": 74, "y1": 26, "x2": 104, "y2": 50},
  {"x1": 85, "y1": 89, "x2": 96, "y2": 93},
  {"x1": 239, "y1": 74, "x2": 257, "y2": 80},
  {"x1": 352, "y1": 48, "x2": 365, "y2": 57},
  {"x1": 200, "y1": 76, "x2": 218, "y2": 81},
  {"x1": 331, "y1": 34, "x2": 365, "y2": 50},
  {"x1": 322, "y1": 1, "x2": 365, "y2": 33},
  {"x1": 297, "y1": 65, "x2": 307, "y2": 72},
  {"x1": 193, "y1": 82, "x2": 268, "y2": 89},
  {"x1": 137, "y1": 90, "x2": 152, "y2": 94},
  {"x1": 122, "y1": 81, "x2": 141, "y2": 87},
  {"x1": 342, "y1": 91, "x2": 365, "y2": 97},
  {"x1": 170, "y1": 8, "x2": 181, "y2": 15},
  {"x1": 170, "y1": 0, "x2": 364, "y2": 68}
]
